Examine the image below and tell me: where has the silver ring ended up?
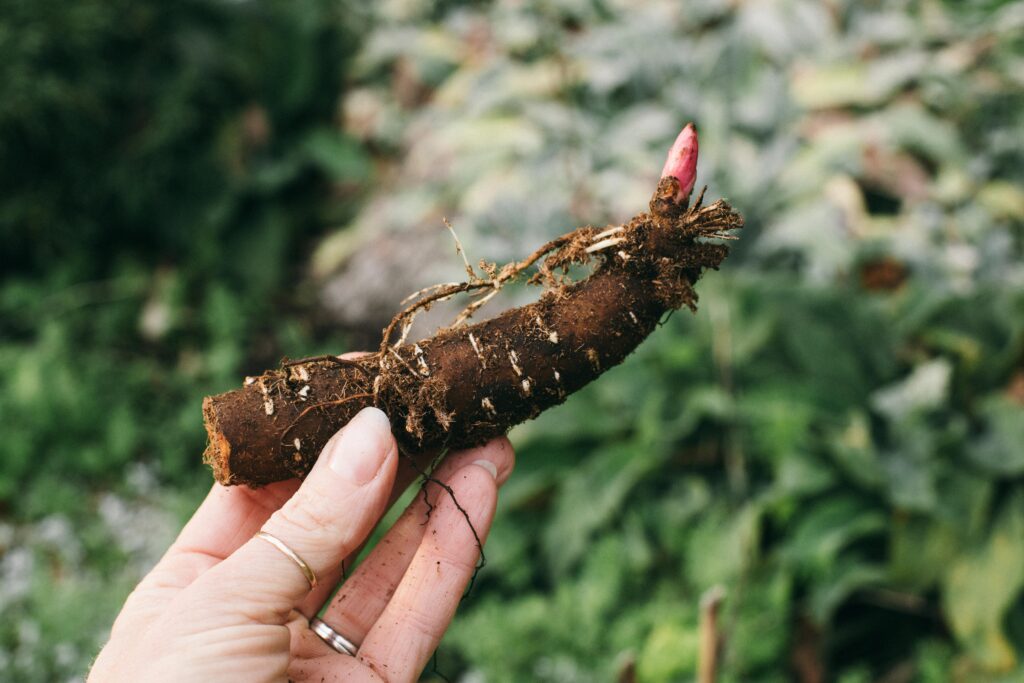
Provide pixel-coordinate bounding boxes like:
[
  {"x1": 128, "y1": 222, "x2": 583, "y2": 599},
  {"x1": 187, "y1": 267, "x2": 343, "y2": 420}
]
[{"x1": 309, "y1": 617, "x2": 357, "y2": 656}]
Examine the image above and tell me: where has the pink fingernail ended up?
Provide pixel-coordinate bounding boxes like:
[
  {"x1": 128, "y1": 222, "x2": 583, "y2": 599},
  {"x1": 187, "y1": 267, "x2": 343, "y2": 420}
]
[
  {"x1": 472, "y1": 459, "x2": 498, "y2": 479},
  {"x1": 327, "y1": 407, "x2": 393, "y2": 484}
]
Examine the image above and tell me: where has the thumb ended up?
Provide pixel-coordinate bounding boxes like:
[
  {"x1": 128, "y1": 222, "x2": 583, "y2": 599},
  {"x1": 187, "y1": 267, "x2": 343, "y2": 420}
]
[{"x1": 186, "y1": 407, "x2": 398, "y2": 619}]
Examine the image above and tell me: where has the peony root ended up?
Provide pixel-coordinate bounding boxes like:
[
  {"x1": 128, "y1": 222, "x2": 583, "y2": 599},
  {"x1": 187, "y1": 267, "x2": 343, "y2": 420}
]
[{"x1": 202, "y1": 123, "x2": 742, "y2": 486}]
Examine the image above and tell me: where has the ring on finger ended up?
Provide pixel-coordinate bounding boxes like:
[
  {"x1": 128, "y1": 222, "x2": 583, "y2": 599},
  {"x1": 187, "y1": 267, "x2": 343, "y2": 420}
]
[
  {"x1": 309, "y1": 617, "x2": 358, "y2": 656},
  {"x1": 254, "y1": 531, "x2": 318, "y2": 590}
]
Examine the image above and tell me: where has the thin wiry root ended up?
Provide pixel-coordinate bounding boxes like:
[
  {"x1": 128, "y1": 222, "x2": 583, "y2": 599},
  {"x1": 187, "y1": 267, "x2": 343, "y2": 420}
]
[
  {"x1": 283, "y1": 355, "x2": 372, "y2": 380},
  {"x1": 444, "y1": 217, "x2": 477, "y2": 280},
  {"x1": 585, "y1": 236, "x2": 626, "y2": 253},
  {"x1": 591, "y1": 225, "x2": 624, "y2": 240},
  {"x1": 388, "y1": 347, "x2": 421, "y2": 378},
  {"x1": 399, "y1": 448, "x2": 487, "y2": 601},
  {"x1": 376, "y1": 189, "x2": 741, "y2": 386},
  {"x1": 279, "y1": 393, "x2": 374, "y2": 449},
  {"x1": 452, "y1": 289, "x2": 499, "y2": 327},
  {"x1": 400, "y1": 281, "x2": 463, "y2": 306},
  {"x1": 378, "y1": 230, "x2": 588, "y2": 357},
  {"x1": 468, "y1": 333, "x2": 486, "y2": 367}
]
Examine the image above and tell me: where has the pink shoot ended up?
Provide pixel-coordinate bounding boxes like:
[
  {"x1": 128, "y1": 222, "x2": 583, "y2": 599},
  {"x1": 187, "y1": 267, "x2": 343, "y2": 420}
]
[{"x1": 660, "y1": 123, "x2": 699, "y2": 203}]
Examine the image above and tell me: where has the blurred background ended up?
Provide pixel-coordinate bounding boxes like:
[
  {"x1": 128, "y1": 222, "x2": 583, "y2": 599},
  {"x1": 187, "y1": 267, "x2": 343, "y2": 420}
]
[{"x1": 2, "y1": 0, "x2": 1023, "y2": 680}]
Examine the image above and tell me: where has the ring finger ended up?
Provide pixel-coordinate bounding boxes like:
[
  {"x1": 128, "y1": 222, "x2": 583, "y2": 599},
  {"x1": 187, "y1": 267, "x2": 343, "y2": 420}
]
[
  {"x1": 316, "y1": 437, "x2": 513, "y2": 643},
  {"x1": 291, "y1": 461, "x2": 501, "y2": 682}
]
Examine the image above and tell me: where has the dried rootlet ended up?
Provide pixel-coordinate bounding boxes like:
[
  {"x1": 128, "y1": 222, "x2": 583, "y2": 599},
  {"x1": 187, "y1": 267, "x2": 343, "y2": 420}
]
[{"x1": 203, "y1": 124, "x2": 743, "y2": 487}]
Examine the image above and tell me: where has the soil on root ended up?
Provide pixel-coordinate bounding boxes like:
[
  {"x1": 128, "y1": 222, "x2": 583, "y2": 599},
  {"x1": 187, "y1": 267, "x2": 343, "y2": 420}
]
[{"x1": 202, "y1": 177, "x2": 742, "y2": 488}]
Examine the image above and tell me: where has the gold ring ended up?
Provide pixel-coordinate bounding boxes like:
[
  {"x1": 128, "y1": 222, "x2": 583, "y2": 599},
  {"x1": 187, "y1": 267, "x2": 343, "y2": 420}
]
[{"x1": 254, "y1": 531, "x2": 318, "y2": 589}]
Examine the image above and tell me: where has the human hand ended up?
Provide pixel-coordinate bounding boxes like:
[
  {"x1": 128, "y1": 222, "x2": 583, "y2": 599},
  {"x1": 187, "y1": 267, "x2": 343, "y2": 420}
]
[{"x1": 89, "y1": 406, "x2": 515, "y2": 682}]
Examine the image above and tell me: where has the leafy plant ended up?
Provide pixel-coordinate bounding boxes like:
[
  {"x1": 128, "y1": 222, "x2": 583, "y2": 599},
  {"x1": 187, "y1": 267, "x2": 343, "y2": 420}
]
[
  {"x1": 327, "y1": 0, "x2": 1024, "y2": 680},
  {"x1": 3, "y1": 0, "x2": 1024, "y2": 680},
  {"x1": 0, "y1": 0, "x2": 367, "y2": 678}
]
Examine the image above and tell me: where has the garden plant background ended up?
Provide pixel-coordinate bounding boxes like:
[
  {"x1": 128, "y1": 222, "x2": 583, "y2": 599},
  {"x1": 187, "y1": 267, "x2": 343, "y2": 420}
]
[{"x1": 2, "y1": 0, "x2": 1024, "y2": 681}]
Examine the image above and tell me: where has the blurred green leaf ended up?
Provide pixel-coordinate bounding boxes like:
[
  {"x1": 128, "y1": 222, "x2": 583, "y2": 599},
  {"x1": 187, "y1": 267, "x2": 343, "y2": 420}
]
[
  {"x1": 783, "y1": 496, "x2": 886, "y2": 575},
  {"x1": 543, "y1": 442, "x2": 664, "y2": 576},
  {"x1": 303, "y1": 129, "x2": 370, "y2": 181},
  {"x1": 808, "y1": 556, "x2": 887, "y2": 623},
  {"x1": 636, "y1": 620, "x2": 699, "y2": 682},
  {"x1": 889, "y1": 515, "x2": 957, "y2": 590},
  {"x1": 943, "y1": 493, "x2": 1024, "y2": 671},
  {"x1": 969, "y1": 397, "x2": 1024, "y2": 476},
  {"x1": 686, "y1": 503, "x2": 761, "y2": 590}
]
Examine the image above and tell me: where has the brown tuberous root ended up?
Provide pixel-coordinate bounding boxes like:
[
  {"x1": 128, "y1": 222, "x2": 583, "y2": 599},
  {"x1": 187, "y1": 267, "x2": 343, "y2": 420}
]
[{"x1": 203, "y1": 133, "x2": 743, "y2": 487}]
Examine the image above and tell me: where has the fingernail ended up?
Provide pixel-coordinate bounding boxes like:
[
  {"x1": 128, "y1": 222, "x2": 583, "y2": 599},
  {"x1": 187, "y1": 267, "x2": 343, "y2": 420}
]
[
  {"x1": 472, "y1": 459, "x2": 498, "y2": 479},
  {"x1": 327, "y1": 407, "x2": 393, "y2": 484}
]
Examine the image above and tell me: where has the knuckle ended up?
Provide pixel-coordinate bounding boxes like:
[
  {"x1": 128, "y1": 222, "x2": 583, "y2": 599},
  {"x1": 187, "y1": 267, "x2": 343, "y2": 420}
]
[
  {"x1": 400, "y1": 598, "x2": 447, "y2": 644},
  {"x1": 350, "y1": 568, "x2": 401, "y2": 607},
  {"x1": 433, "y1": 543, "x2": 480, "y2": 576},
  {"x1": 354, "y1": 650, "x2": 393, "y2": 683},
  {"x1": 273, "y1": 493, "x2": 342, "y2": 541}
]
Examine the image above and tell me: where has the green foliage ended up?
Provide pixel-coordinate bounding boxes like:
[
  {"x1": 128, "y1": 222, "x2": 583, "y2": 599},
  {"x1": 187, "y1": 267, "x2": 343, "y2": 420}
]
[
  {"x1": 337, "y1": 0, "x2": 1024, "y2": 680},
  {"x1": 0, "y1": 0, "x2": 366, "y2": 679},
  {"x1": 3, "y1": 0, "x2": 1024, "y2": 681},
  {"x1": 0, "y1": 0, "x2": 368, "y2": 501},
  {"x1": 441, "y1": 271, "x2": 1024, "y2": 682},
  {"x1": 944, "y1": 493, "x2": 1024, "y2": 671}
]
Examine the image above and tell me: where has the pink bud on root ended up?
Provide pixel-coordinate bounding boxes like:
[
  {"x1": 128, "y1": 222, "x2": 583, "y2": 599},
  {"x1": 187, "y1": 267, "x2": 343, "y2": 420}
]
[{"x1": 660, "y1": 122, "x2": 699, "y2": 203}]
